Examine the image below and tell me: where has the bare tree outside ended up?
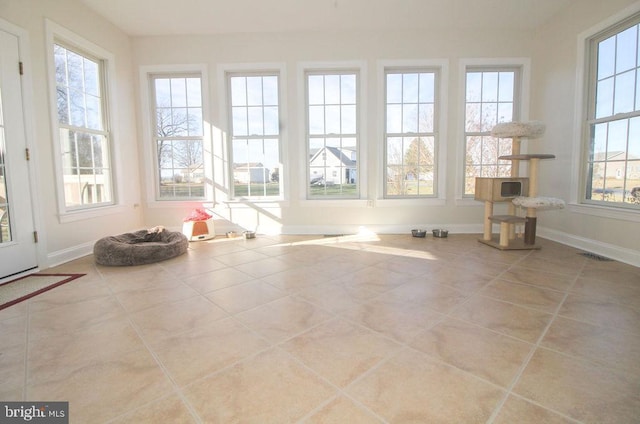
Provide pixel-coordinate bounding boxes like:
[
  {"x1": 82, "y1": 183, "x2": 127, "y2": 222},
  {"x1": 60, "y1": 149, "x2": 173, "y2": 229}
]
[
  {"x1": 464, "y1": 70, "x2": 516, "y2": 194},
  {"x1": 152, "y1": 76, "x2": 204, "y2": 198},
  {"x1": 385, "y1": 71, "x2": 436, "y2": 197}
]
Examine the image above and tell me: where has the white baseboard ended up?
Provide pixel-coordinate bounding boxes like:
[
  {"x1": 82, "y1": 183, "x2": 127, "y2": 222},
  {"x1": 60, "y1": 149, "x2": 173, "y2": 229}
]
[
  {"x1": 44, "y1": 223, "x2": 639, "y2": 269},
  {"x1": 279, "y1": 223, "x2": 484, "y2": 235},
  {"x1": 537, "y1": 226, "x2": 640, "y2": 267},
  {"x1": 46, "y1": 240, "x2": 95, "y2": 269}
]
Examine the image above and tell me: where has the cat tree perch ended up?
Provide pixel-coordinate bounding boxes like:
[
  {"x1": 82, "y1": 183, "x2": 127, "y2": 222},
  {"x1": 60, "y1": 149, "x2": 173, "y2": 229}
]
[{"x1": 474, "y1": 121, "x2": 564, "y2": 250}]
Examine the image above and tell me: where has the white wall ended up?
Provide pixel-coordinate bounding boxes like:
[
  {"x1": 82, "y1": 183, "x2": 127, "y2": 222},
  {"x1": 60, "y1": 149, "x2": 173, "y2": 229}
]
[
  {"x1": 2, "y1": 0, "x2": 638, "y2": 267},
  {"x1": 132, "y1": 29, "x2": 536, "y2": 235},
  {"x1": 531, "y1": 0, "x2": 640, "y2": 264},
  {"x1": 0, "y1": 0, "x2": 143, "y2": 266}
]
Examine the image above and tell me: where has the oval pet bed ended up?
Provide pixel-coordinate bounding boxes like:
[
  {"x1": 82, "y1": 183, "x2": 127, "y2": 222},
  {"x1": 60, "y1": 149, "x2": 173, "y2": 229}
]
[{"x1": 94, "y1": 226, "x2": 188, "y2": 266}]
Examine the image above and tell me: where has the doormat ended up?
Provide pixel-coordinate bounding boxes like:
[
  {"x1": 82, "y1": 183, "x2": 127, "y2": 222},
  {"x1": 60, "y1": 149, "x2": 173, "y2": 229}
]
[
  {"x1": 0, "y1": 273, "x2": 85, "y2": 311},
  {"x1": 579, "y1": 252, "x2": 613, "y2": 261}
]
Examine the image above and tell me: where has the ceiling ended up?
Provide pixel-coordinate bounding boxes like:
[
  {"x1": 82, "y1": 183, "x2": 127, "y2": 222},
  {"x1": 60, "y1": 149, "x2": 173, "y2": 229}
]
[{"x1": 79, "y1": 0, "x2": 576, "y2": 37}]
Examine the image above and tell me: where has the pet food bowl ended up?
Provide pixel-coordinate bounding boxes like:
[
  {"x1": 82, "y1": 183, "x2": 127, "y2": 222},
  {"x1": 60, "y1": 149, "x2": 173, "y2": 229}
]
[
  {"x1": 411, "y1": 229, "x2": 427, "y2": 238},
  {"x1": 243, "y1": 231, "x2": 256, "y2": 239},
  {"x1": 432, "y1": 229, "x2": 448, "y2": 238},
  {"x1": 226, "y1": 231, "x2": 238, "y2": 238}
]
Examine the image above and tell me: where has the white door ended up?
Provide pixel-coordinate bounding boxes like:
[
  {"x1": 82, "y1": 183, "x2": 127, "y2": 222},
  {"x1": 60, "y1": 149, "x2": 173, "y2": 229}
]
[{"x1": 0, "y1": 28, "x2": 38, "y2": 280}]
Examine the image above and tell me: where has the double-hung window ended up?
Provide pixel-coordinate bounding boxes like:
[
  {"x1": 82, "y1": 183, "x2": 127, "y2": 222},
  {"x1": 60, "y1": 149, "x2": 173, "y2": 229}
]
[
  {"x1": 228, "y1": 73, "x2": 281, "y2": 199},
  {"x1": 463, "y1": 67, "x2": 520, "y2": 195},
  {"x1": 306, "y1": 71, "x2": 359, "y2": 198},
  {"x1": 150, "y1": 74, "x2": 204, "y2": 199},
  {"x1": 54, "y1": 42, "x2": 113, "y2": 209},
  {"x1": 584, "y1": 15, "x2": 640, "y2": 208},
  {"x1": 384, "y1": 69, "x2": 437, "y2": 197}
]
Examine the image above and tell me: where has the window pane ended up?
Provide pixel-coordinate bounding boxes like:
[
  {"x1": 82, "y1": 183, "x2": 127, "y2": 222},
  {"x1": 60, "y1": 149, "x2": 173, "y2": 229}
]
[
  {"x1": 498, "y1": 72, "x2": 514, "y2": 102},
  {"x1": 229, "y1": 73, "x2": 281, "y2": 198},
  {"x1": 614, "y1": 70, "x2": 636, "y2": 114},
  {"x1": 497, "y1": 103, "x2": 513, "y2": 123},
  {"x1": 309, "y1": 106, "x2": 325, "y2": 135},
  {"x1": 616, "y1": 26, "x2": 637, "y2": 73},
  {"x1": 231, "y1": 77, "x2": 247, "y2": 106},
  {"x1": 188, "y1": 108, "x2": 203, "y2": 136},
  {"x1": 341, "y1": 105, "x2": 356, "y2": 134},
  {"x1": 385, "y1": 69, "x2": 438, "y2": 197},
  {"x1": 186, "y1": 78, "x2": 202, "y2": 107},
  {"x1": 307, "y1": 72, "x2": 358, "y2": 198},
  {"x1": 263, "y1": 76, "x2": 278, "y2": 105},
  {"x1": 419, "y1": 103, "x2": 434, "y2": 133},
  {"x1": 466, "y1": 72, "x2": 482, "y2": 102},
  {"x1": 402, "y1": 104, "x2": 418, "y2": 133},
  {"x1": 481, "y1": 103, "x2": 497, "y2": 132},
  {"x1": 155, "y1": 79, "x2": 171, "y2": 107},
  {"x1": 341, "y1": 75, "x2": 356, "y2": 104},
  {"x1": 419, "y1": 73, "x2": 435, "y2": 102},
  {"x1": 69, "y1": 88, "x2": 86, "y2": 127},
  {"x1": 465, "y1": 103, "x2": 482, "y2": 132},
  {"x1": 402, "y1": 74, "x2": 419, "y2": 103},
  {"x1": 246, "y1": 77, "x2": 263, "y2": 106},
  {"x1": 83, "y1": 59, "x2": 99, "y2": 97},
  {"x1": 54, "y1": 43, "x2": 112, "y2": 209},
  {"x1": 629, "y1": 117, "x2": 640, "y2": 157},
  {"x1": 325, "y1": 75, "x2": 341, "y2": 104},
  {"x1": 171, "y1": 79, "x2": 187, "y2": 107},
  {"x1": 171, "y1": 108, "x2": 189, "y2": 136},
  {"x1": 264, "y1": 106, "x2": 279, "y2": 135},
  {"x1": 86, "y1": 94, "x2": 102, "y2": 130},
  {"x1": 482, "y1": 72, "x2": 498, "y2": 102},
  {"x1": 598, "y1": 36, "x2": 616, "y2": 79},
  {"x1": 248, "y1": 107, "x2": 264, "y2": 135},
  {"x1": 464, "y1": 68, "x2": 518, "y2": 195},
  {"x1": 308, "y1": 75, "x2": 324, "y2": 104},
  {"x1": 57, "y1": 87, "x2": 69, "y2": 124},
  {"x1": 325, "y1": 105, "x2": 341, "y2": 134},
  {"x1": 387, "y1": 74, "x2": 402, "y2": 103},
  {"x1": 596, "y1": 78, "x2": 614, "y2": 118},
  {"x1": 67, "y1": 51, "x2": 83, "y2": 91},
  {"x1": 387, "y1": 104, "x2": 402, "y2": 133},
  {"x1": 152, "y1": 75, "x2": 204, "y2": 199}
]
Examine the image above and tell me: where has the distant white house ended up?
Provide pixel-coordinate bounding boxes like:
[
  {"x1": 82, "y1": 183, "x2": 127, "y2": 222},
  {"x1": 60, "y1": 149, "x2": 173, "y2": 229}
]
[
  {"x1": 592, "y1": 151, "x2": 640, "y2": 179},
  {"x1": 309, "y1": 146, "x2": 357, "y2": 185},
  {"x1": 233, "y1": 163, "x2": 270, "y2": 184}
]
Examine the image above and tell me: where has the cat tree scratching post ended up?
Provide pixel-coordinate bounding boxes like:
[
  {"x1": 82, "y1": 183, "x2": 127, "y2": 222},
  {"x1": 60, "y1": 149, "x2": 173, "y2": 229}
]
[{"x1": 475, "y1": 122, "x2": 545, "y2": 249}]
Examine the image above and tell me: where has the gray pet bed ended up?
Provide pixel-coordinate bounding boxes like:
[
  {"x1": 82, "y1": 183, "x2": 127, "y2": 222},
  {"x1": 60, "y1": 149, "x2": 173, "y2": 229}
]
[{"x1": 94, "y1": 227, "x2": 188, "y2": 266}]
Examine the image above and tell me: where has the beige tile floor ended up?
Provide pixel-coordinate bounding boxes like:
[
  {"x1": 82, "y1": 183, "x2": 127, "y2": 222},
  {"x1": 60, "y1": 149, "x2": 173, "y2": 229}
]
[{"x1": 1, "y1": 233, "x2": 640, "y2": 423}]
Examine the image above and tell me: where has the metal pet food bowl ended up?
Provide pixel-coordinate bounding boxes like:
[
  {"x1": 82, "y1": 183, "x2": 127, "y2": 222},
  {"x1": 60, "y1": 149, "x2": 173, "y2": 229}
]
[
  {"x1": 243, "y1": 231, "x2": 256, "y2": 239},
  {"x1": 432, "y1": 229, "x2": 448, "y2": 238},
  {"x1": 411, "y1": 229, "x2": 427, "y2": 238}
]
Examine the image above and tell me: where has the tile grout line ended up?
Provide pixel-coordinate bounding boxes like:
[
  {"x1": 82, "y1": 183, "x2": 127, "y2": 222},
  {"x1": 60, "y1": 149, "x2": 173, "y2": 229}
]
[
  {"x1": 21, "y1": 300, "x2": 31, "y2": 401},
  {"x1": 100, "y1": 272, "x2": 206, "y2": 424},
  {"x1": 484, "y1": 251, "x2": 588, "y2": 424}
]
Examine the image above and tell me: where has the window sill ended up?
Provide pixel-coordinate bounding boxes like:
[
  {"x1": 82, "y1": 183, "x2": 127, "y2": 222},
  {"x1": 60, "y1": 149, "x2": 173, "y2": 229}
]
[
  {"x1": 58, "y1": 204, "x2": 128, "y2": 223},
  {"x1": 223, "y1": 199, "x2": 290, "y2": 208},
  {"x1": 375, "y1": 198, "x2": 446, "y2": 207},
  {"x1": 146, "y1": 200, "x2": 213, "y2": 209},
  {"x1": 455, "y1": 198, "x2": 484, "y2": 207},
  {"x1": 299, "y1": 199, "x2": 369, "y2": 208},
  {"x1": 568, "y1": 202, "x2": 640, "y2": 223}
]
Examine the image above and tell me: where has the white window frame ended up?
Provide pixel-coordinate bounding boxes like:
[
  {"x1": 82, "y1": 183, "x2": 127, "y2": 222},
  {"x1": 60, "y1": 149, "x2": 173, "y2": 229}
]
[
  {"x1": 456, "y1": 58, "x2": 530, "y2": 206},
  {"x1": 226, "y1": 71, "x2": 284, "y2": 201},
  {"x1": 139, "y1": 64, "x2": 212, "y2": 207},
  {"x1": 217, "y1": 63, "x2": 288, "y2": 206},
  {"x1": 571, "y1": 3, "x2": 640, "y2": 222},
  {"x1": 45, "y1": 20, "x2": 124, "y2": 222},
  {"x1": 376, "y1": 60, "x2": 448, "y2": 206},
  {"x1": 298, "y1": 61, "x2": 368, "y2": 206}
]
